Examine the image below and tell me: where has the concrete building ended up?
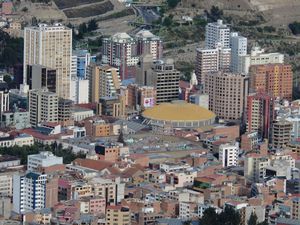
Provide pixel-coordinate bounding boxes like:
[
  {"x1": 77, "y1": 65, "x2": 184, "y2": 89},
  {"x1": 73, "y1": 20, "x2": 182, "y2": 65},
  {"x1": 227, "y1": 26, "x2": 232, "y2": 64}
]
[
  {"x1": 230, "y1": 32, "x2": 247, "y2": 73},
  {"x1": 1, "y1": 109, "x2": 30, "y2": 129},
  {"x1": 271, "y1": 120, "x2": 293, "y2": 149},
  {"x1": 219, "y1": 142, "x2": 239, "y2": 167},
  {"x1": 0, "y1": 82, "x2": 9, "y2": 115},
  {"x1": 102, "y1": 31, "x2": 162, "y2": 80},
  {"x1": 58, "y1": 98, "x2": 73, "y2": 127},
  {"x1": 13, "y1": 172, "x2": 58, "y2": 214},
  {"x1": 70, "y1": 78, "x2": 89, "y2": 104},
  {"x1": 249, "y1": 64, "x2": 293, "y2": 100},
  {"x1": 244, "y1": 155, "x2": 270, "y2": 183},
  {"x1": 247, "y1": 92, "x2": 275, "y2": 140},
  {"x1": 292, "y1": 197, "x2": 300, "y2": 220},
  {"x1": 205, "y1": 20, "x2": 230, "y2": 49},
  {"x1": 204, "y1": 71, "x2": 249, "y2": 120},
  {"x1": 137, "y1": 56, "x2": 180, "y2": 103},
  {"x1": 241, "y1": 46, "x2": 284, "y2": 74},
  {"x1": 99, "y1": 96, "x2": 125, "y2": 118},
  {"x1": 23, "y1": 24, "x2": 72, "y2": 99},
  {"x1": 195, "y1": 47, "x2": 231, "y2": 85},
  {"x1": 135, "y1": 29, "x2": 163, "y2": 60},
  {"x1": 99, "y1": 65, "x2": 121, "y2": 98},
  {"x1": 102, "y1": 32, "x2": 139, "y2": 80},
  {"x1": 26, "y1": 64, "x2": 56, "y2": 93},
  {"x1": 105, "y1": 205, "x2": 130, "y2": 225},
  {"x1": 286, "y1": 116, "x2": 300, "y2": 141},
  {"x1": 88, "y1": 65, "x2": 120, "y2": 103},
  {"x1": 72, "y1": 106, "x2": 94, "y2": 122},
  {"x1": 71, "y1": 50, "x2": 96, "y2": 79},
  {"x1": 28, "y1": 89, "x2": 58, "y2": 127},
  {"x1": 84, "y1": 119, "x2": 111, "y2": 137},
  {"x1": 0, "y1": 172, "x2": 15, "y2": 196},
  {"x1": 27, "y1": 151, "x2": 63, "y2": 172}
]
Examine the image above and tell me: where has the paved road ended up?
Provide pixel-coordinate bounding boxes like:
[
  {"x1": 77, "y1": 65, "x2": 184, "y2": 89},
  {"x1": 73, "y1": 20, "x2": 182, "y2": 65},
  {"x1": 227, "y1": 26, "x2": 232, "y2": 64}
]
[{"x1": 135, "y1": 6, "x2": 160, "y2": 24}]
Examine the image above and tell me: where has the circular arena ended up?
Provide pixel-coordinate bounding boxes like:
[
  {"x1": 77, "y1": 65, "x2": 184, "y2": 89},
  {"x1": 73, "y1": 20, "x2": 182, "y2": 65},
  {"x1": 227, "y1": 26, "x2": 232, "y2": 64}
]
[{"x1": 142, "y1": 101, "x2": 216, "y2": 129}]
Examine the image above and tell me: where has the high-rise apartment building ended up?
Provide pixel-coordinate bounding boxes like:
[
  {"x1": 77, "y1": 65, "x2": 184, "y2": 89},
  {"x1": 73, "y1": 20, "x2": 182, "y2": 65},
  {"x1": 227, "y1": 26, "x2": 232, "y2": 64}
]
[
  {"x1": 23, "y1": 24, "x2": 72, "y2": 99},
  {"x1": 71, "y1": 50, "x2": 96, "y2": 79},
  {"x1": 102, "y1": 33, "x2": 139, "y2": 80},
  {"x1": 13, "y1": 172, "x2": 58, "y2": 214},
  {"x1": 205, "y1": 20, "x2": 230, "y2": 49},
  {"x1": 230, "y1": 32, "x2": 247, "y2": 73},
  {"x1": 135, "y1": 29, "x2": 163, "y2": 60},
  {"x1": 204, "y1": 71, "x2": 249, "y2": 120},
  {"x1": 88, "y1": 65, "x2": 121, "y2": 103},
  {"x1": 249, "y1": 64, "x2": 293, "y2": 100},
  {"x1": 29, "y1": 89, "x2": 58, "y2": 127},
  {"x1": 195, "y1": 46, "x2": 231, "y2": 85},
  {"x1": 219, "y1": 142, "x2": 239, "y2": 168},
  {"x1": 137, "y1": 56, "x2": 180, "y2": 104},
  {"x1": 247, "y1": 92, "x2": 274, "y2": 140},
  {"x1": 26, "y1": 64, "x2": 56, "y2": 93},
  {"x1": 102, "y1": 31, "x2": 162, "y2": 80},
  {"x1": 241, "y1": 46, "x2": 284, "y2": 74},
  {"x1": 271, "y1": 120, "x2": 293, "y2": 149}
]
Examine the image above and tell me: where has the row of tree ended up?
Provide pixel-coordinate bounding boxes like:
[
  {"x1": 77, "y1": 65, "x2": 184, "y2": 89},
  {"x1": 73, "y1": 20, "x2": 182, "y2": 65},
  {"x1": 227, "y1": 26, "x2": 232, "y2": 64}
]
[
  {"x1": 0, "y1": 143, "x2": 85, "y2": 164},
  {"x1": 200, "y1": 206, "x2": 268, "y2": 225}
]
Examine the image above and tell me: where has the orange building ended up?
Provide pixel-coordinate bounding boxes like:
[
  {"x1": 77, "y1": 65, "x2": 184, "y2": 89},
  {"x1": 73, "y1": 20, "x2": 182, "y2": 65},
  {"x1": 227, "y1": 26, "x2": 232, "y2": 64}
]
[
  {"x1": 84, "y1": 119, "x2": 111, "y2": 137},
  {"x1": 249, "y1": 64, "x2": 293, "y2": 100}
]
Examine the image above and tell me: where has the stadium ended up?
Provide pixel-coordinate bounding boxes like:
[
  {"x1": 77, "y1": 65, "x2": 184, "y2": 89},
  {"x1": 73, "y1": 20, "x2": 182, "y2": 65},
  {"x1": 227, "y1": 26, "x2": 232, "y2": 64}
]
[{"x1": 142, "y1": 101, "x2": 216, "y2": 129}]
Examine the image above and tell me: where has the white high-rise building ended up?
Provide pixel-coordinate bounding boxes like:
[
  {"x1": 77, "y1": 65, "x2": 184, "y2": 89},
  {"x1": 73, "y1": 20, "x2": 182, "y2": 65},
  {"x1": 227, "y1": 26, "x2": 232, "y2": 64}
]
[
  {"x1": 27, "y1": 151, "x2": 63, "y2": 172},
  {"x1": 205, "y1": 20, "x2": 230, "y2": 49},
  {"x1": 23, "y1": 23, "x2": 72, "y2": 99},
  {"x1": 70, "y1": 78, "x2": 89, "y2": 104},
  {"x1": 230, "y1": 32, "x2": 247, "y2": 73},
  {"x1": 219, "y1": 142, "x2": 239, "y2": 168},
  {"x1": 13, "y1": 172, "x2": 48, "y2": 213}
]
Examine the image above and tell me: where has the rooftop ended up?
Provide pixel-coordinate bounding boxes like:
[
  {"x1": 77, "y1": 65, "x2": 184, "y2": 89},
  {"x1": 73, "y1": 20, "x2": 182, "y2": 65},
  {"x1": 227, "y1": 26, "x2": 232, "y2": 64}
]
[{"x1": 143, "y1": 101, "x2": 216, "y2": 122}]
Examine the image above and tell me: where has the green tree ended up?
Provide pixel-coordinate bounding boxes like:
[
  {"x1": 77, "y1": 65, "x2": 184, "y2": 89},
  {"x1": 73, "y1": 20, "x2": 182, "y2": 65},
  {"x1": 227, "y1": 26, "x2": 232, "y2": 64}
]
[
  {"x1": 205, "y1": 6, "x2": 223, "y2": 22},
  {"x1": 248, "y1": 212, "x2": 258, "y2": 225},
  {"x1": 200, "y1": 207, "x2": 219, "y2": 225},
  {"x1": 218, "y1": 205, "x2": 241, "y2": 225},
  {"x1": 87, "y1": 19, "x2": 98, "y2": 32},
  {"x1": 289, "y1": 21, "x2": 300, "y2": 35},
  {"x1": 166, "y1": 0, "x2": 180, "y2": 8},
  {"x1": 162, "y1": 16, "x2": 173, "y2": 27}
]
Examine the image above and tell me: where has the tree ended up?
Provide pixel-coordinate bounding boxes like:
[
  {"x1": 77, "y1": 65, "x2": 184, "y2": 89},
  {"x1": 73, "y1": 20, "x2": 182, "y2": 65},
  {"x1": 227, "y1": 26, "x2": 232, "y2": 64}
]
[
  {"x1": 289, "y1": 21, "x2": 300, "y2": 35},
  {"x1": 248, "y1": 212, "x2": 258, "y2": 225},
  {"x1": 166, "y1": 0, "x2": 180, "y2": 8},
  {"x1": 205, "y1": 6, "x2": 224, "y2": 22},
  {"x1": 200, "y1": 207, "x2": 219, "y2": 225},
  {"x1": 87, "y1": 19, "x2": 98, "y2": 32},
  {"x1": 117, "y1": 131, "x2": 126, "y2": 145},
  {"x1": 162, "y1": 16, "x2": 173, "y2": 27},
  {"x1": 218, "y1": 205, "x2": 241, "y2": 225}
]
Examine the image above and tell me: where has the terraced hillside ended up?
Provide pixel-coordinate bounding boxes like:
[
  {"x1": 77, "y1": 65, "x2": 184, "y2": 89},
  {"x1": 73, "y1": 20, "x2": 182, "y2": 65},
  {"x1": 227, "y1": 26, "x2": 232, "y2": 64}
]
[
  {"x1": 54, "y1": 0, "x2": 104, "y2": 10},
  {"x1": 63, "y1": 1, "x2": 114, "y2": 18}
]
